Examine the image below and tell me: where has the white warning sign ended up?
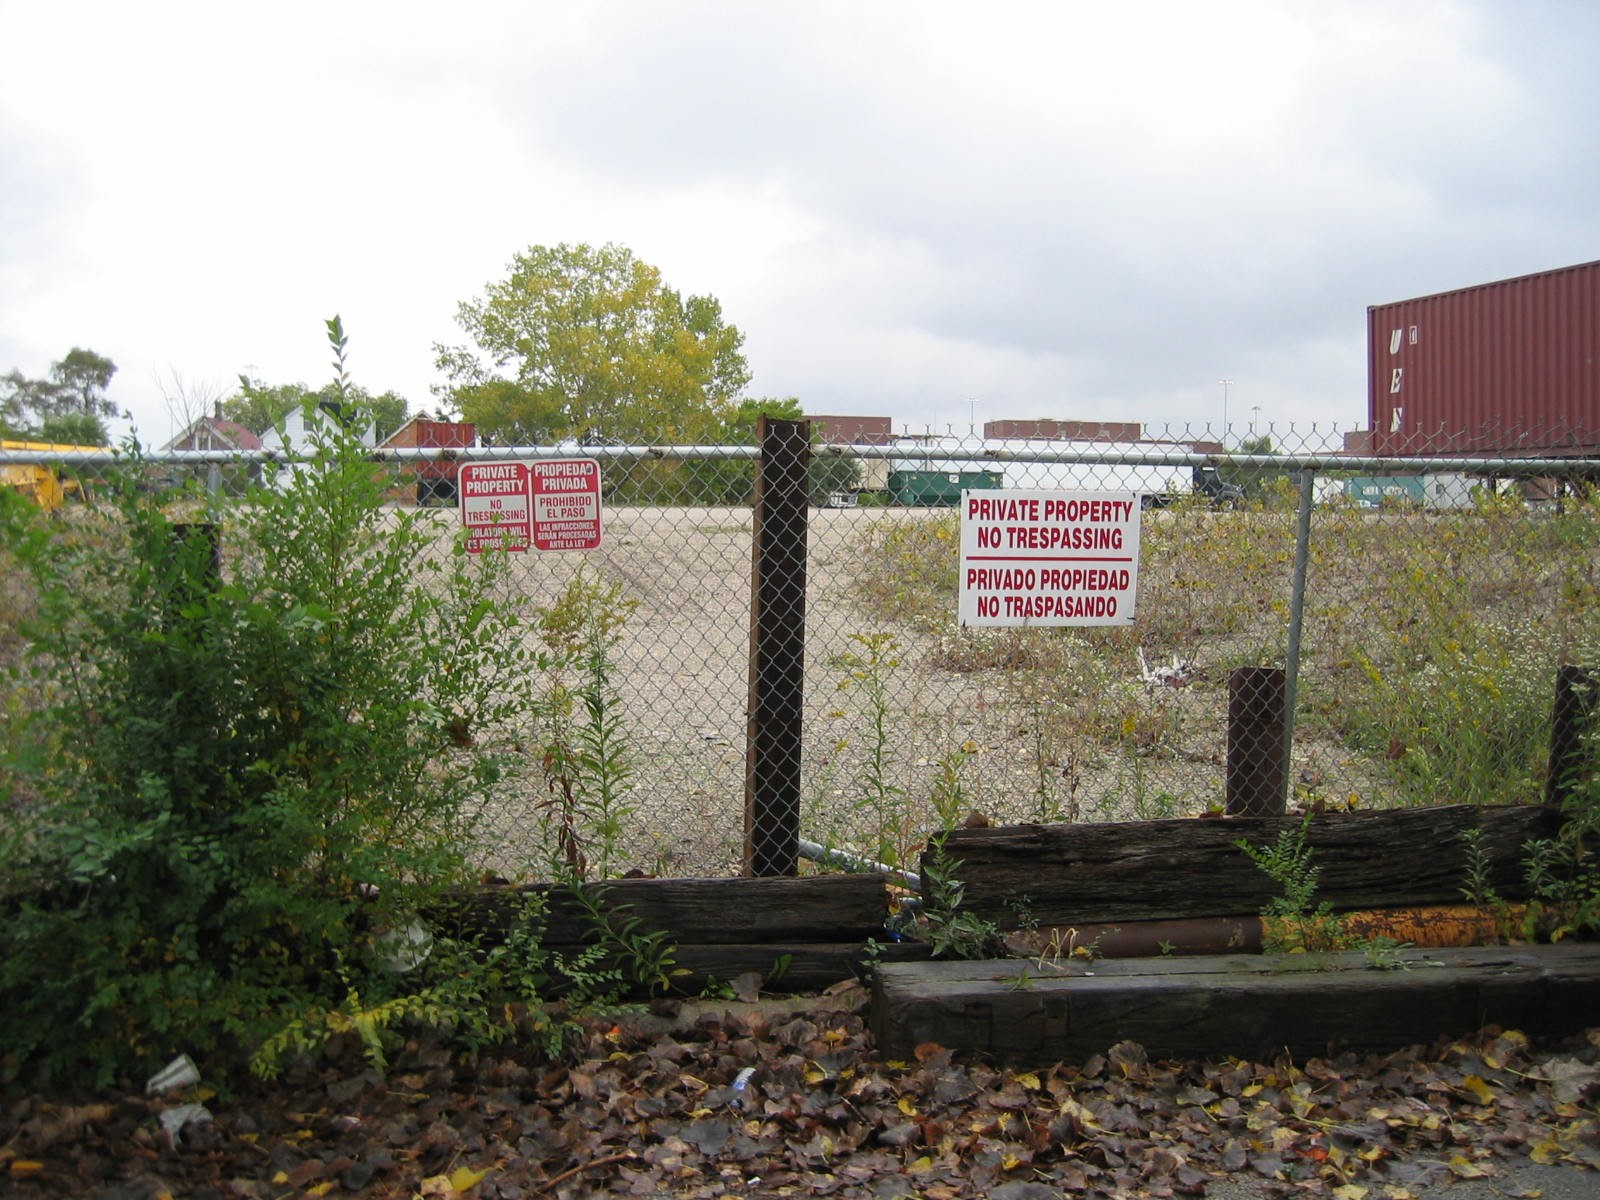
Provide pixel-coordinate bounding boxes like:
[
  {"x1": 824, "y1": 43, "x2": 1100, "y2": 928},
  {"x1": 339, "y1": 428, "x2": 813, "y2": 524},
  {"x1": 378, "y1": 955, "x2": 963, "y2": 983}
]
[{"x1": 958, "y1": 490, "x2": 1141, "y2": 626}]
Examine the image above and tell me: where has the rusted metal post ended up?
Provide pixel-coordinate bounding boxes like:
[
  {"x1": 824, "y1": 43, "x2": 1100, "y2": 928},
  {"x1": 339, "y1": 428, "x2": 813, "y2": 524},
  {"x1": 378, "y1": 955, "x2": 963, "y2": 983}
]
[
  {"x1": 1227, "y1": 666, "x2": 1288, "y2": 817},
  {"x1": 744, "y1": 418, "x2": 810, "y2": 876},
  {"x1": 1548, "y1": 664, "x2": 1600, "y2": 808}
]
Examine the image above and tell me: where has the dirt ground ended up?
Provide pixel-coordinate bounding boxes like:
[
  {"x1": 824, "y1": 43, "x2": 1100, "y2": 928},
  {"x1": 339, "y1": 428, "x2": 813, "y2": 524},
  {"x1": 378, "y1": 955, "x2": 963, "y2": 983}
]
[{"x1": 460, "y1": 504, "x2": 1360, "y2": 880}]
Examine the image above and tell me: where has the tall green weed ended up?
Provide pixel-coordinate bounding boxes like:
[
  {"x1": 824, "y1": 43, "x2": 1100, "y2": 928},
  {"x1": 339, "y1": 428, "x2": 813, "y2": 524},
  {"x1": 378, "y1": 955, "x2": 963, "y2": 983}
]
[{"x1": 0, "y1": 332, "x2": 538, "y2": 1088}]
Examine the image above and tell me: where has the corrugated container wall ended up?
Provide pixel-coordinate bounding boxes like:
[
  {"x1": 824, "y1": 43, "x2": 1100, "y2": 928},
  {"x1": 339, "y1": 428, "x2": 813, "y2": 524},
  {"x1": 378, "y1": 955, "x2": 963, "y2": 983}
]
[{"x1": 1368, "y1": 260, "x2": 1600, "y2": 456}]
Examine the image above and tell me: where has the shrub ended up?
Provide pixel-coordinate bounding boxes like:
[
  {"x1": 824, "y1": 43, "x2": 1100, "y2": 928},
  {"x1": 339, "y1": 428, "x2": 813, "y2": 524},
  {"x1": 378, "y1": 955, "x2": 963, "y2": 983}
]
[{"x1": 0, "y1": 377, "x2": 539, "y2": 1087}]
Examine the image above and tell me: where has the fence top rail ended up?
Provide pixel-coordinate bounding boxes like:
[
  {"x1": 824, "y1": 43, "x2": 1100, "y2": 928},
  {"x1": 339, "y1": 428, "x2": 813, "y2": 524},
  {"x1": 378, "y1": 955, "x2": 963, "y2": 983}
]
[
  {"x1": 4, "y1": 442, "x2": 1599, "y2": 479},
  {"x1": 816, "y1": 441, "x2": 1600, "y2": 479},
  {"x1": 0, "y1": 444, "x2": 763, "y2": 466}
]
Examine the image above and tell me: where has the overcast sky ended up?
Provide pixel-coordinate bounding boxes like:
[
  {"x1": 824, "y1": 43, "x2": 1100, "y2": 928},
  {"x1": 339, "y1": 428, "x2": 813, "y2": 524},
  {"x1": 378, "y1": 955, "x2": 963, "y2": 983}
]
[{"x1": 3, "y1": 1, "x2": 1597, "y2": 448}]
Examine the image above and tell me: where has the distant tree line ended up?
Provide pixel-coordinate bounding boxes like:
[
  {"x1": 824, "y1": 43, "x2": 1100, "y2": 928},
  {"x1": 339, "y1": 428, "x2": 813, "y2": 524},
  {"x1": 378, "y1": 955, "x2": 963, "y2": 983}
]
[
  {"x1": 1, "y1": 348, "x2": 119, "y2": 444},
  {"x1": 4, "y1": 243, "x2": 855, "y2": 502}
]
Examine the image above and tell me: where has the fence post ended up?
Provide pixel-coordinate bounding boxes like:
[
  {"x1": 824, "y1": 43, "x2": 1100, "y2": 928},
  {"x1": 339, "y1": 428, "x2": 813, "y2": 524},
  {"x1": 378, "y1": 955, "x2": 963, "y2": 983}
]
[
  {"x1": 1547, "y1": 664, "x2": 1600, "y2": 809},
  {"x1": 1227, "y1": 667, "x2": 1288, "y2": 817},
  {"x1": 744, "y1": 418, "x2": 810, "y2": 876},
  {"x1": 1280, "y1": 469, "x2": 1315, "y2": 797}
]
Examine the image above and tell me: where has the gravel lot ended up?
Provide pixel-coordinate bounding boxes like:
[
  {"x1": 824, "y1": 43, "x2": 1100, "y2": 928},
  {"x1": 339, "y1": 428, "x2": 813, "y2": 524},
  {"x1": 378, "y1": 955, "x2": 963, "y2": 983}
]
[{"x1": 460, "y1": 504, "x2": 1259, "y2": 878}]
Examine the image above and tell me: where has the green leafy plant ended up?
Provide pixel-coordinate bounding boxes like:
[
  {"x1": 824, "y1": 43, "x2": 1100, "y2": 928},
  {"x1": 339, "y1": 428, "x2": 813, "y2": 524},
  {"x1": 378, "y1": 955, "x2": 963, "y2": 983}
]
[
  {"x1": 558, "y1": 882, "x2": 681, "y2": 1000},
  {"x1": 0, "y1": 318, "x2": 540, "y2": 1087},
  {"x1": 1360, "y1": 936, "x2": 1414, "y2": 971},
  {"x1": 915, "y1": 833, "x2": 1002, "y2": 960},
  {"x1": 856, "y1": 937, "x2": 886, "y2": 984},
  {"x1": 534, "y1": 568, "x2": 640, "y2": 880},
  {"x1": 1238, "y1": 815, "x2": 1351, "y2": 955},
  {"x1": 928, "y1": 741, "x2": 977, "y2": 831},
  {"x1": 829, "y1": 632, "x2": 911, "y2": 866},
  {"x1": 1459, "y1": 827, "x2": 1504, "y2": 909}
]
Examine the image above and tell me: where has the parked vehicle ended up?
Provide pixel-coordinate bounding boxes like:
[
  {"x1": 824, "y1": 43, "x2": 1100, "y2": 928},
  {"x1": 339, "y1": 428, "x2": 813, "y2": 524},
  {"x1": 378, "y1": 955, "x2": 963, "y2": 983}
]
[
  {"x1": 0, "y1": 439, "x2": 105, "y2": 511},
  {"x1": 1140, "y1": 465, "x2": 1246, "y2": 509}
]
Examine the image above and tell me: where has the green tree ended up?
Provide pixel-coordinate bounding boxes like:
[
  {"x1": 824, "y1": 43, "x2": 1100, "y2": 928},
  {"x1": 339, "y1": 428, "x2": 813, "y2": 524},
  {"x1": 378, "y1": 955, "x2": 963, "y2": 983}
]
[
  {"x1": 680, "y1": 398, "x2": 861, "y2": 506},
  {"x1": 1, "y1": 371, "x2": 54, "y2": 434},
  {"x1": 435, "y1": 242, "x2": 751, "y2": 445},
  {"x1": 228, "y1": 376, "x2": 408, "y2": 441},
  {"x1": 1, "y1": 348, "x2": 119, "y2": 435},
  {"x1": 51, "y1": 348, "x2": 119, "y2": 418},
  {"x1": 682, "y1": 397, "x2": 802, "y2": 503},
  {"x1": 1222, "y1": 434, "x2": 1291, "y2": 500},
  {"x1": 38, "y1": 411, "x2": 110, "y2": 447}
]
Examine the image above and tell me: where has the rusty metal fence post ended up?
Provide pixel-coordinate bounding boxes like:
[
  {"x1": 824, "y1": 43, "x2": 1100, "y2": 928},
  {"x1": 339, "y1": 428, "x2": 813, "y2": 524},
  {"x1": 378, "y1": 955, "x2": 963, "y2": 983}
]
[
  {"x1": 1548, "y1": 664, "x2": 1600, "y2": 809},
  {"x1": 744, "y1": 418, "x2": 810, "y2": 875},
  {"x1": 1227, "y1": 667, "x2": 1288, "y2": 817}
]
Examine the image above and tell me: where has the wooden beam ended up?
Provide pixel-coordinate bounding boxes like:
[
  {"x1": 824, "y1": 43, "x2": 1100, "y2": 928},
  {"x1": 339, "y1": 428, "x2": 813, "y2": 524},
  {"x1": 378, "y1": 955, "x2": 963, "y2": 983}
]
[
  {"x1": 928, "y1": 804, "x2": 1562, "y2": 927},
  {"x1": 433, "y1": 874, "x2": 889, "y2": 946},
  {"x1": 872, "y1": 944, "x2": 1600, "y2": 1063}
]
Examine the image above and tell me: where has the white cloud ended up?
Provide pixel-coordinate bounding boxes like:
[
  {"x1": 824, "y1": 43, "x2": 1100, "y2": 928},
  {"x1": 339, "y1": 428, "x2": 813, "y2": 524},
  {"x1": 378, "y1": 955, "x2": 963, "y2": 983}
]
[{"x1": 2, "y1": 0, "x2": 1596, "y2": 447}]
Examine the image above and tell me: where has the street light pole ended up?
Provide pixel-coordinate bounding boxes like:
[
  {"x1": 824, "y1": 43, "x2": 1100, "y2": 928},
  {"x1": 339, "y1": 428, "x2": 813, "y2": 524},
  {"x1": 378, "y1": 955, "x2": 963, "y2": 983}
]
[
  {"x1": 1218, "y1": 379, "x2": 1233, "y2": 446},
  {"x1": 968, "y1": 397, "x2": 979, "y2": 437}
]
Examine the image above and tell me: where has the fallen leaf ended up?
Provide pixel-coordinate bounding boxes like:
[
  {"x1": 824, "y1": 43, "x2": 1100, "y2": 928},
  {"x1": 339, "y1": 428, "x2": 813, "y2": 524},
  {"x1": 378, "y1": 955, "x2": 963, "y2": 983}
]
[{"x1": 449, "y1": 1164, "x2": 488, "y2": 1192}]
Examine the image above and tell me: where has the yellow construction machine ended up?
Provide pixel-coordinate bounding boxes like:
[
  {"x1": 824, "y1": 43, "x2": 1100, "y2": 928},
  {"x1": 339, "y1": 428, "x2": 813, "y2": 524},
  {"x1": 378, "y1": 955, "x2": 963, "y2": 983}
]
[{"x1": 0, "y1": 439, "x2": 107, "y2": 511}]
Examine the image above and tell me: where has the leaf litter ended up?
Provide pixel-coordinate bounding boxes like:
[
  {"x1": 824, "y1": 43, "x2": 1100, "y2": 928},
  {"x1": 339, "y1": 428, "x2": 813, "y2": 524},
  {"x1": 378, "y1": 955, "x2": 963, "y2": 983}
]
[{"x1": 2, "y1": 989, "x2": 1596, "y2": 1199}]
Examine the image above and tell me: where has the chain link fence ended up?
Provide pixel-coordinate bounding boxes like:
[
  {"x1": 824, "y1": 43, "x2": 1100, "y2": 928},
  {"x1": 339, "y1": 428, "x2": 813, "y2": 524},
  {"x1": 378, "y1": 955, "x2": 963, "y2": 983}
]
[{"x1": 5, "y1": 424, "x2": 1598, "y2": 881}]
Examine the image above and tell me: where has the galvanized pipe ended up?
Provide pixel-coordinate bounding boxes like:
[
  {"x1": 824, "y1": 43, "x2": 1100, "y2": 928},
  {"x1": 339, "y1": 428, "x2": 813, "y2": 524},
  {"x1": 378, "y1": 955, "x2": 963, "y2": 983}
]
[
  {"x1": 797, "y1": 838, "x2": 920, "y2": 891},
  {"x1": 1282, "y1": 469, "x2": 1316, "y2": 807}
]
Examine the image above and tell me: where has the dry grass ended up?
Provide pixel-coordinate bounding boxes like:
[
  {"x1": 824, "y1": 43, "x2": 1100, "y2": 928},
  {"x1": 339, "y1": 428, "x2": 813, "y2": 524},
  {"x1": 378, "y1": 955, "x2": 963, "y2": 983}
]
[{"x1": 8, "y1": 486, "x2": 1599, "y2": 878}]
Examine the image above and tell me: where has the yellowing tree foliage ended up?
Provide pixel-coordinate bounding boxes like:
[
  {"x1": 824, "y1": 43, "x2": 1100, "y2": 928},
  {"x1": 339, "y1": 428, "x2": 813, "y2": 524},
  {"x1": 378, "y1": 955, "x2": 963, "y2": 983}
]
[{"x1": 434, "y1": 243, "x2": 751, "y2": 445}]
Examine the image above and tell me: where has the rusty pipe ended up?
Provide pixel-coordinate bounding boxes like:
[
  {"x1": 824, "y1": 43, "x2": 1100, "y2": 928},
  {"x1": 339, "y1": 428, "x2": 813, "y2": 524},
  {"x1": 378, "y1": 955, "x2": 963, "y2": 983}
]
[{"x1": 1002, "y1": 904, "x2": 1534, "y2": 960}]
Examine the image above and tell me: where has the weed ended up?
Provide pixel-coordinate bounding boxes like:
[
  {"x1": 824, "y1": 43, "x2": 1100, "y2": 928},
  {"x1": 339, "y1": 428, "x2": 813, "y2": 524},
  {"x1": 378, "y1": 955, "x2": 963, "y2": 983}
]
[
  {"x1": 560, "y1": 882, "x2": 681, "y2": 999},
  {"x1": 856, "y1": 937, "x2": 886, "y2": 984},
  {"x1": 1238, "y1": 815, "x2": 1351, "y2": 955},
  {"x1": 1459, "y1": 827, "x2": 1504, "y2": 910},
  {"x1": 915, "y1": 833, "x2": 1003, "y2": 960},
  {"x1": 928, "y1": 742, "x2": 977, "y2": 831},
  {"x1": 534, "y1": 568, "x2": 639, "y2": 880},
  {"x1": 1360, "y1": 937, "x2": 1414, "y2": 971},
  {"x1": 1005, "y1": 968, "x2": 1037, "y2": 992},
  {"x1": 0, "y1": 318, "x2": 543, "y2": 1087},
  {"x1": 1002, "y1": 890, "x2": 1038, "y2": 933},
  {"x1": 830, "y1": 632, "x2": 911, "y2": 866}
]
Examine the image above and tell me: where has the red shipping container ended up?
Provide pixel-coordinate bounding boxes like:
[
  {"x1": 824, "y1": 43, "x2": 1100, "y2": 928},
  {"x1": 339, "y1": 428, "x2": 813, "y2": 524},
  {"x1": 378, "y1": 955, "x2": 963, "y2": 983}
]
[
  {"x1": 382, "y1": 417, "x2": 476, "y2": 505},
  {"x1": 1368, "y1": 260, "x2": 1600, "y2": 457}
]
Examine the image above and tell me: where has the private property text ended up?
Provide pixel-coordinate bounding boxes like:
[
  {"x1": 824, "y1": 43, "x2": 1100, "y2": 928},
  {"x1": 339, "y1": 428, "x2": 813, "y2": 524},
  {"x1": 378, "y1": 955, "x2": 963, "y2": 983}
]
[{"x1": 957, "y1": 488, "x2": 1142, "y2": 627}]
